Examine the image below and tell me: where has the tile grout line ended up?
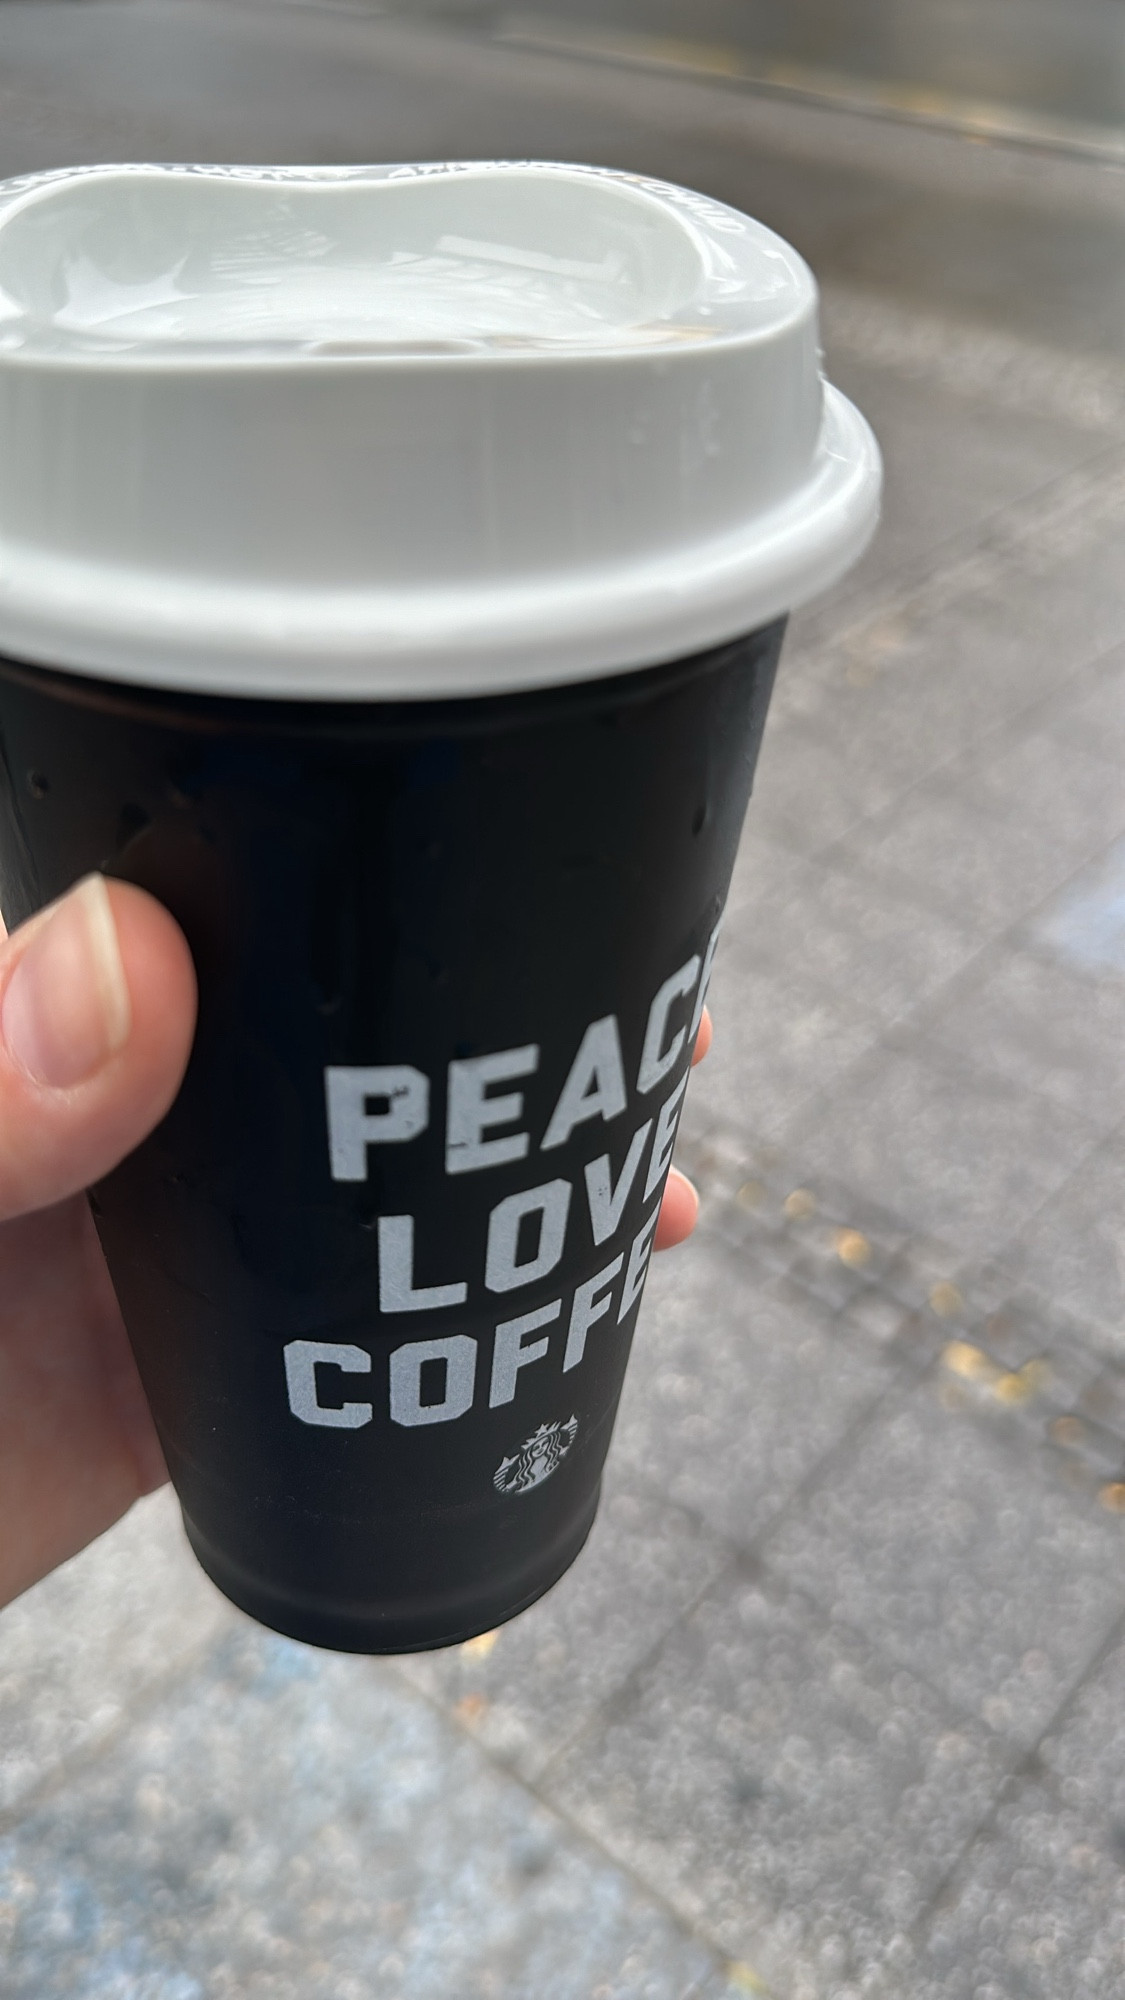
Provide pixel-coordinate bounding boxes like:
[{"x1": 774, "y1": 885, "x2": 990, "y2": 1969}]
[
  {"x1": 376, "y1": 1637, "x2": 742, "y2": 1994},
  {"x1": 981, "y1": 1118, "x2": 1125, "y2": 1320},
  {"x1": 766, "y1": 624, "x2": 1125, "y2": 881},
  {"x1": 529, "y1": 1545, "x2": 751, "y2": 1791},
  {"x1": 681, "y1": 1136, "x2": 1125, "y2": 1454},
  {"x1": 791, "y1": 437, "x2": 1125, "y2": 671},
  {"x1": 720, "y1": 831, "x2": 1123, "y2": 1242},
  {"x1": 791, "y1": 444, "x2": 1125, "y2": 661},
  {"x1": 904, "y1": 1598, "x2": 1125, "y2": 1954},
  {"x1": 0, "y1": 1614, "x2": 238, "y2": 1841},
  {"x1": 601, "y1": 1446, "x2": 1022, "y2": 1768},
  {"x1": 716, "y1": 802, "x2": 1125, "y2": 1143}
]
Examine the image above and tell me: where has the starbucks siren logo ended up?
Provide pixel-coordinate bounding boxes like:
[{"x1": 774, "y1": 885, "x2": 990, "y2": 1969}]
[{"x1": 494, "y1": 1416, "x2": 579, "y2": 1496}]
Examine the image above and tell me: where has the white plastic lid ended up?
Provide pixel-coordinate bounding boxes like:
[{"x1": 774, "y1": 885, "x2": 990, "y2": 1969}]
[{"x1": 0, "y1": 161, "x2": 880, "y2": 699}]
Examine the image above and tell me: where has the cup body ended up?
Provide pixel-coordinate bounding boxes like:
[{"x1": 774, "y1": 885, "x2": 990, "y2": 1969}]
[
  {"x1": 0, "y1": 620, "x2": 783, "y2": 1651},
  {"x1": 0, "y1": 154, "x2": 880, "y2": 1652}
]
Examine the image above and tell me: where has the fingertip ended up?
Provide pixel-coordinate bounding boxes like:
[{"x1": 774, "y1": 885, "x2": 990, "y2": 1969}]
[
  {"x1": 107, "y1": 880, "x2": 198, "y2": 1090},
  {"x1": 654, "y1": 1166, "x2": 700, "y2": 1252},
  {"x1": 691, "y1": 1006, "x2": 712, "y2": 1066},
  {"x1": 95, "y1": 880, "x2": 198, "y2": 1152},
  {"x1": 0, "y1": 879, "x2": 197, "y2": 1217}
]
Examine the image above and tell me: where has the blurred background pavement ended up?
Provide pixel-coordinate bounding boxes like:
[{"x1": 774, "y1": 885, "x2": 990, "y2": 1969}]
[{"x1": 1, "y1": 3, "x2": 1124, "y2": 1995}]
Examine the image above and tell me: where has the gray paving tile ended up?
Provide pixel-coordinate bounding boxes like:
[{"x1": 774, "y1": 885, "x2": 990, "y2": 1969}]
[
  {"x1": 733, "y1": 1189, "x2": 912, "y2": 1315},
  {"x1": 681, "y1": 1146, "x2": 941, "y2": 1355},
  {"x1": 755, "y1": 612, "x2": 1031, "y2": 842},
  {"x1": 821, "y1": 278, "x2": 1125, "y2": 438},
  {"x1": 1027, "y1": 831, "x2": 1125, "y2": 979},
  {"x1": 394, "y1": 1460, "x2": 728, "y2": 1782},
  {"x1": 1039, "y1": 1618, "x2": 1125, "y2": 1810},
  {"x1": 1075, "y1": 1364, "x2": 1125, "y2": 1439},
  {"x1": 681, "y1": 1166, "x2": 895, "y2": 1322},
  {"x1": 670, "y1": 1130, "x2": 783, "y2": 1236},
  {"x1": 0, "y1": 1489, "x2": 230, "y2": 1819},
  {"x1": 771, "y1": 1244, "x2": 885, "y2": 1320},
  {"x1": 995, "y1": 461, "x2": 1125, "y2": 623},
  {"x1": 764, "y1": 488, "x2": 1125, "y2": 891},
  {"x1": 914, "y1": 942, "x2": 1125, "y2": 1133},
  {"x1": 780, "y1": 1041, "x2": 1102, "y2": 1258},
  {"x1": 832, "y1": 1286, "x2": 921, "y2": 1355},
  {"x1": 764, "y1": 1373, "x2": 1125, "y2": 1744},
  {"x1": 963, "y1": 1292, "x2": 1106, "y2": 1415},
  {"x1": 1004, "y1": 1130, "x2": 1125, "y2": 1351},
  {"x1": 612, "y1": 1239, "x2": 891, "y2": 1548},
  {"x1": 1043, "y1": 641, "x2": 1125, "y2": 768},
  {"x1": 909, "y1": 1774, "x2": 1125, "y2": 2000},
  {"x1": 832, "y1": 758, "x2": 1125, "y2": 946},
  {"x1": 725, "y1": 828, "x2": 982, "y2": 1028},
  {"x1": 744, "y1": 713, "x2": 904, "y2": 859},
  {"x1": 975, "y1": 631, "x2": 1125, "y2": 781},
  {"x1": 876, "y1": 1232, "x2": 981, "y2": 1318},
  {"x1": 960, "y1": 730, "x2": 1125, "y2": 854},
  {"x1": 684, "y1": 939, "x2": 881, "y2": 1139},
  {"x1": 0, "y1": 1625, "x2": 716, "y2": 2000},
  {"x1": 543, "y1": 1573, "x2": 1008, "y2": 1996},
  {"x1": 991, "y1": 1617, "x2": 1125, "y2": 2000},
  {"x1": 781, "y1": 451, "x2": 1125, "y2": 738},
  {"x1": 753, "y1": 669, "x2": 1038, "y2": 874}
]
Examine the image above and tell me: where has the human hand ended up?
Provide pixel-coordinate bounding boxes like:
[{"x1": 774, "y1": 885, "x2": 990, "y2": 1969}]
[
  {"x1": 0, "y1": 878, "x2": 708, "y2": 1609},
  {"x1": 0, "y1": 876, "x2": 196, "y2": 1609}
]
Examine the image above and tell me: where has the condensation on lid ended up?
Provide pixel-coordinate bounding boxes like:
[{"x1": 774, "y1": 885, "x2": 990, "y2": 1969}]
[
  {"x1": 0, "y1": 162, "x2": 881, "y2": 697},
  {"x1": 0, "y1": 162, "x2": 810, "y2": 359}
]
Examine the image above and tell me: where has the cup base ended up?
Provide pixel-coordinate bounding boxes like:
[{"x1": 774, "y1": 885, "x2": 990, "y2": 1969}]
[{"x1": 180, "y1": 1484, "x2": 603, "y2": 1654}]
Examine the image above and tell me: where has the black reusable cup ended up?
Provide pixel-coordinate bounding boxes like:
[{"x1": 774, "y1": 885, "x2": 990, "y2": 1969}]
[
  {"x1": 0, "y1": 627, "x2": 781, "y2": 1649},
  {"x1": 0, "y1": 162, "x2": 878, "y2": 1650}
]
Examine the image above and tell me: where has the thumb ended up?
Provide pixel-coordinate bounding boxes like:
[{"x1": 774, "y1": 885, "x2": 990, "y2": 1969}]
[{"x1": 0, "y1": 876, "x2": 197, "y2": 1219}]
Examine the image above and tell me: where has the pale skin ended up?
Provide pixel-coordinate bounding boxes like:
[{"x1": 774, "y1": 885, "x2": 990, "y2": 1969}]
[{"x1": 0, "y1": 878, "x2": 711, "y2": 1612}]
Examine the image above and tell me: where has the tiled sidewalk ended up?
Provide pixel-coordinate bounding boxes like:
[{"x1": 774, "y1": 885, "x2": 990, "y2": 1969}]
[{"x1": 1, "y1": 7, "x2": 1124, "y2": 1996}]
